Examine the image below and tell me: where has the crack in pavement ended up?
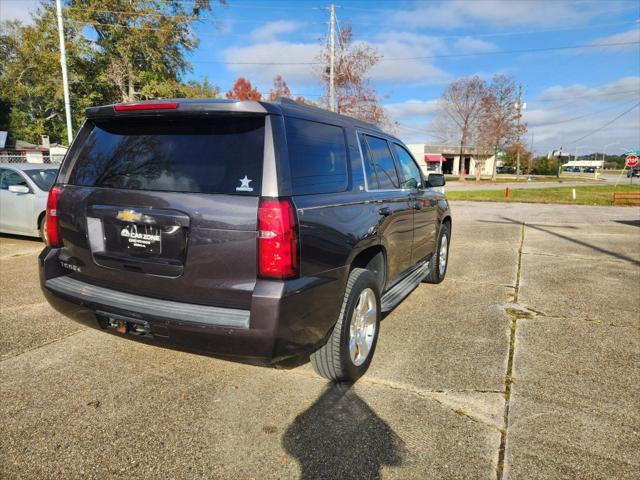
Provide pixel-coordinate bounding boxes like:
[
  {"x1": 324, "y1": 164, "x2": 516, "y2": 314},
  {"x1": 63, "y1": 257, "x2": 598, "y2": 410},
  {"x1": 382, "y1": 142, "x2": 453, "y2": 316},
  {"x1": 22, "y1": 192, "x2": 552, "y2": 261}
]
[
  {"x1": 497, "y1": 303, "x2": 639, "y2": 329},
  {"x1": 496, "y1": 221, "x2": 525, "y2": 480},
  {"x1": 0, "y1": 329, "x2": 85, "y2": 362},
  {"x1": 281, "y1": 368, "x2": 505, "y2": 431},
  {"x1": 521, "y1": 250, "x2": 639, "y2": 266}
]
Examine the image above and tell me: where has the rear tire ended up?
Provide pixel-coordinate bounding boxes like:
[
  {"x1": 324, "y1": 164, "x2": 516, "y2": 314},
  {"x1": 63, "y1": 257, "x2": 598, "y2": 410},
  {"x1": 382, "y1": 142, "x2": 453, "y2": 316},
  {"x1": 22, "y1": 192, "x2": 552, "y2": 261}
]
[
  {"x1": 39, "y1": 214, "x2": 47, "y2": 243},
  {"x1": 423, "y1": 222, "x2": 450, "y2": 284},
  {"x1": 310, "y1": 268, "x2": 381, "y2": 382}
]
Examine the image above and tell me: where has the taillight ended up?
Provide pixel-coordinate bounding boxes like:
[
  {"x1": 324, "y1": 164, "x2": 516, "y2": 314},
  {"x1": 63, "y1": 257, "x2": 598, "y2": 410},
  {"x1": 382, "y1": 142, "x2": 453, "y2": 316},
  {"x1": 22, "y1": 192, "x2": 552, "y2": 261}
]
[
  {"x1": 114, "y1": 102, "x2": 179, "y2": 111},
  {"x1": 257, "y1": 198, "x2": 298, "y2": 279},
  {"x1": 46, "y1": 184, "x2": 63, "y2": 247}
]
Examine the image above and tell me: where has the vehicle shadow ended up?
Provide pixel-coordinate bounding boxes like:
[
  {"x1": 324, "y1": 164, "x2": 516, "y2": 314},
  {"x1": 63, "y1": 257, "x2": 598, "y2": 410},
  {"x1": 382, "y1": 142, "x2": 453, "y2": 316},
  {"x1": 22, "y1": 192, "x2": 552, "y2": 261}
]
[
  {"x1": 479, "y1": 217, "x2": 640, "y2": 266},
  {"x1": 0, "y1": 232, "x2": 42, "y2": 243},
  {"x1": 281, "y1": 382, "x2": 406, "y2": 480},
  {"x1": 614, "y1": 219, "x2": 640, "y2": 228}
]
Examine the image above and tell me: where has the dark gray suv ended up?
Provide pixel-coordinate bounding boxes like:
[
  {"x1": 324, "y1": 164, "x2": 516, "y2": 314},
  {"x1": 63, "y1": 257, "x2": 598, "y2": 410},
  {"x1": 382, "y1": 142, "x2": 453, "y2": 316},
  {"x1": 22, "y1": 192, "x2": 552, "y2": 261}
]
[{"x1": 40, "y1": 98, "x2": 451, "y2": 382}]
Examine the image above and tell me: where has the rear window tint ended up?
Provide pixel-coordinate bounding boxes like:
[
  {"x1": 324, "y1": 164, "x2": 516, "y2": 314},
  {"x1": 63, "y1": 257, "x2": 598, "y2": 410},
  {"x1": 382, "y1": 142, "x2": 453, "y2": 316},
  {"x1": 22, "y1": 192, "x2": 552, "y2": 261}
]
[
  {"x1": 67, "y1": 117, "x2": 265, "y2": 195},
  {"x1": 285, "y1": 117, "x2": 348, "y2": 195}
]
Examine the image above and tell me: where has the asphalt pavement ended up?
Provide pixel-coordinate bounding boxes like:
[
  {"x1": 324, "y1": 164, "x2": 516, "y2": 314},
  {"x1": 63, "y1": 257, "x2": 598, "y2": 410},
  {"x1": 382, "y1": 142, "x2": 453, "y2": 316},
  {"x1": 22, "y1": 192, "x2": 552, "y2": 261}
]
[{"x1": 1, "y1": 202, "x2": 638, "y2": 479}]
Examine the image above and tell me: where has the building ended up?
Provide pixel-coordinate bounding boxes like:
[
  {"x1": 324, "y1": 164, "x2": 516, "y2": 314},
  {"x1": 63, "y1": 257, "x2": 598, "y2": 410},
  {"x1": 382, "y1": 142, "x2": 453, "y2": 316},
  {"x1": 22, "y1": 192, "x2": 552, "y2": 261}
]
[
  {"x1": 407, "y1": 143, "x2": 497, "y2": 176},
  {"x1": 0, "y1": 132, "x2": 67, "y2": 163},
  {"x1": 547, "y1": 150, "x2": 604, "y2": 169}
]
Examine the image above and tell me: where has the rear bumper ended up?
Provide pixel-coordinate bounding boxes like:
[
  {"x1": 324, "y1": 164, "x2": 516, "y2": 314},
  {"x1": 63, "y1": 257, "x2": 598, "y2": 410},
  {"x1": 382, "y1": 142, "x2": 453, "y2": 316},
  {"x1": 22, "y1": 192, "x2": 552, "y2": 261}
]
[{"x1": 39, "y1": 247, "x2": 347, "y2": 364}]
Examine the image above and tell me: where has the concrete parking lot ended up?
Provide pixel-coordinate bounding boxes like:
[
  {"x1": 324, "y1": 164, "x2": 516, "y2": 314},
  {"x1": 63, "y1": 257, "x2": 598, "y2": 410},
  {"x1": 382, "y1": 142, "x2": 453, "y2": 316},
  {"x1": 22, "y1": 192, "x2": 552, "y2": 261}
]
[{"x1": 1, "y1": 202, "x2": 638, "y2": 479}]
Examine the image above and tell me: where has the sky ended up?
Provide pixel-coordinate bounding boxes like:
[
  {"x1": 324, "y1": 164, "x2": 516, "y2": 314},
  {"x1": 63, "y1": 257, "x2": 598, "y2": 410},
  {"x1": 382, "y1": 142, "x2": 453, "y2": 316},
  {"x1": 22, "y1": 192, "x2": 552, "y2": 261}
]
[{"x1": 2, "y1": 0, "x2": 639, "y2": 155}]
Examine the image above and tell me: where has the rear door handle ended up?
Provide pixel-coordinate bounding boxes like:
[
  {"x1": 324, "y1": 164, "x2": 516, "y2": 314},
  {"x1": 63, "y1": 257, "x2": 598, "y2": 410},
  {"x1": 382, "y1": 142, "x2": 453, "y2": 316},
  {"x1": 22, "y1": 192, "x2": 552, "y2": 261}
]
[{"x1": 378, "y1": 207, "x2": 391, "y2": 217}]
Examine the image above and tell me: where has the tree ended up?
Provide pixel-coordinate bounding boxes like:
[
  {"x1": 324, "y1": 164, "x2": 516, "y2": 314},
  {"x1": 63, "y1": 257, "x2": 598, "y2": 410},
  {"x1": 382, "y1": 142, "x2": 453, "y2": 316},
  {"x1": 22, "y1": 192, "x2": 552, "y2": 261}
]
[
  {"x1": 0, "y1": 1, "x2": 223, "y2": 145},
  {"x1": 66, "y1": 0, "x2": 221, "y2": 102},
  {"x1": 318, "y1": 25, "x2": 389, "y2": 127},
  {"x1": 268, "y1": 75, "x2": 291, "y2": 101},
  {"x1": 434, "y1": 76, "x2": 487, "y2": 180},
  {"x1": 502, "y1": 145, "x2": 532, "y2": 174},
  {"x1": 477, "y1": 75, "x2": 526, "y2": 180},
  {"x1": 532, "y1": 156, "x2": 558, "y2": 175},
  {"x1": 225, "y1": 77, "x2": 262, "y2": 101},
  {"x1": 0, "y1": 6, "x2": 97, "y2": 144}
]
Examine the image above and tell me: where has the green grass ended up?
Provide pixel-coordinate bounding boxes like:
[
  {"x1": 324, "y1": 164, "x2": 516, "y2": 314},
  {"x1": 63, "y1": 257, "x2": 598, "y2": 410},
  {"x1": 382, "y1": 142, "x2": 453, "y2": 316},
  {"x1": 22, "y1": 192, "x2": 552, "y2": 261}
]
[
  {"x1": 446, "y1": 184, "x2": 640, "y2": 206},
  {"x1": 444, "y1": 175, "x2": 603, "y2": 184}
]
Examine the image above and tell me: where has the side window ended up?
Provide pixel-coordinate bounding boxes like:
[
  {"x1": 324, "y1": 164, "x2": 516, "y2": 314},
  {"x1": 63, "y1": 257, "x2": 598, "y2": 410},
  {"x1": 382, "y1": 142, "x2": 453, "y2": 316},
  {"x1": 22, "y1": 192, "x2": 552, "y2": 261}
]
[
  {"x1": 358, "y1": 133, "x2": 379, "y2": 189},
  {"x1": 285, "y1": 117, "x2": 349, "y2": 195},
  {"x1": 364, "y1": 135, "x2": 400, "y2": 189},
  {"x1": 0, "y1": 170, "x2": 27, "y2": 190},
  {"x1": 392, "y1": 144, "x2": 422, "y2": 189}
]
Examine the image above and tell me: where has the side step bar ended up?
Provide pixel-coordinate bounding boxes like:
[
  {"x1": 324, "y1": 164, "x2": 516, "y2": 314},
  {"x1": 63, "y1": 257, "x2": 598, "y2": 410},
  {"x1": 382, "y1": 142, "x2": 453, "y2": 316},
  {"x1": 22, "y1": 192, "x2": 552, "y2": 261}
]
[{"x1": 380, "y1": 260, "x2": 430, "y2": 312}]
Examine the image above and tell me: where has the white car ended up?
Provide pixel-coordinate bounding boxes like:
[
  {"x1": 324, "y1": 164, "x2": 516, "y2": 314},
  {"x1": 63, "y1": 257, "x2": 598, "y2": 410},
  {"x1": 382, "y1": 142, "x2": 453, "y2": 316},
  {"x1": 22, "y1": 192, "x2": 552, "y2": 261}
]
[{"x1": 0, "y1": 163, "x2": 59, "y2": 240}]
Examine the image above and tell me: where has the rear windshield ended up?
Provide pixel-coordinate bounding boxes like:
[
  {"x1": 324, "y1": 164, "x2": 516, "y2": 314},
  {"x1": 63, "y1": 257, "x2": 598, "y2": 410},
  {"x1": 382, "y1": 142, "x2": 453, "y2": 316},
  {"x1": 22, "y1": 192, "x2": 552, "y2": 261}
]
[{"x1": 67, "y1": 117, "x2": 265, "y2": 195}]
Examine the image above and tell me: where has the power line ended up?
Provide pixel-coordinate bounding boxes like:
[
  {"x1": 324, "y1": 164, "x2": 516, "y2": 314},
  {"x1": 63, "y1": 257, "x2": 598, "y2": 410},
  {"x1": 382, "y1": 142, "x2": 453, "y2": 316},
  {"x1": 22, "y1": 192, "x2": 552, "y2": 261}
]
[
  {"x1": 380, "y1": 41, "x2": 640, "y2": 62},
  {"x1": 170, "y1": 40, "x2": 640, "y2": 65},
  {"x1": 55, "y1": 12, "x2": 640, "y2": 41},
  {"x1": 569, "y1": 101, "x2": 640, "y2": 144},
  {"x1": 529, "y1": 102, "x2": 634, "y2": 128},
  {"x1": 533, "y1": 88, "x2": 640, "y2": 104}
]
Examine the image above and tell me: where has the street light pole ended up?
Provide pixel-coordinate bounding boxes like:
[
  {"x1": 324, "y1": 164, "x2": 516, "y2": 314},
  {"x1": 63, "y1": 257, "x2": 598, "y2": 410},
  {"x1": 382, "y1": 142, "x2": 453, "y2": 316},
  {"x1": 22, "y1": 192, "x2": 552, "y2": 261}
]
[{"x1": 55, "y1": 0, "x2": 73, "y2": 145}]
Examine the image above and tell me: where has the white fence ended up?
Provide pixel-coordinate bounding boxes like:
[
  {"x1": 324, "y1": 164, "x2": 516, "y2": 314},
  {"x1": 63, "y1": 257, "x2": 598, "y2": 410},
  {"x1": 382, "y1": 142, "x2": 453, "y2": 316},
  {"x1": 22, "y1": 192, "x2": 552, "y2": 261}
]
[{"x1": 0, "y1": 155, "x2": 64, "y2": 165}]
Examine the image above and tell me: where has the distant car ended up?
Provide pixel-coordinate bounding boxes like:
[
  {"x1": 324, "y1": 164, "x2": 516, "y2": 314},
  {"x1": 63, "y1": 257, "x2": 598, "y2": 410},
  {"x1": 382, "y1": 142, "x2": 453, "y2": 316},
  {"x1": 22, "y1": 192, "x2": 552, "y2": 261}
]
[
  {"x1": 584, "y1": 166, "x2": 597, "y2": 173},
  {"x1": 628, "y1": 167, "x2": 640, "y2": 178},
  {"x1": 496, "y1": 165, "x2": 515, "y2": 174},
  {"x1": 563, "y1": 166, "x2": 579, "y2": 172},
  {"x1": 0, "y1": 163, "x2": 59, "y2": 240}
]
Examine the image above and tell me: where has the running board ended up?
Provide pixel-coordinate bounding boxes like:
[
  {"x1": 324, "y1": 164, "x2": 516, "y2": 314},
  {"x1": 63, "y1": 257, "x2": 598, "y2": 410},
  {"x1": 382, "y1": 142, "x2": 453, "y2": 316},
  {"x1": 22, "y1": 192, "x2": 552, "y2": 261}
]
[{"x1": 380, "y1": 260, "x2": 430, "y2": 312}]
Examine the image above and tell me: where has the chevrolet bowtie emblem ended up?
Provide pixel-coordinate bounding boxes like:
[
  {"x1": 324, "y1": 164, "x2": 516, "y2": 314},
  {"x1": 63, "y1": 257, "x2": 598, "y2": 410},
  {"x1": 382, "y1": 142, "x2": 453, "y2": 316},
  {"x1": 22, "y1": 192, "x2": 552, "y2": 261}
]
[{"x1": 116, "y1": 210, "x2": 142, "y2": 223}]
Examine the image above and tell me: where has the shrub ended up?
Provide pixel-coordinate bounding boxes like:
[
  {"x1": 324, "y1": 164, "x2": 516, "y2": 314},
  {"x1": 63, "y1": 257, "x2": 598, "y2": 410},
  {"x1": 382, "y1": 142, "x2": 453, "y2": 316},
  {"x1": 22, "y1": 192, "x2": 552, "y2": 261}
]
[{"x1": 532, "y1": 157, "x2": 558, "y2": 175}]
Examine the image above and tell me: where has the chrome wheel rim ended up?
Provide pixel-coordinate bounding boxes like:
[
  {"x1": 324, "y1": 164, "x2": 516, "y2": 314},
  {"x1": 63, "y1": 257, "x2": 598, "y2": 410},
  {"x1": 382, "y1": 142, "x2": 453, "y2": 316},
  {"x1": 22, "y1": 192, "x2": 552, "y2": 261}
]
[
  {"x1": 349, "y1": 288, "x2": 377, "y2": 366},
  {"x1": 439, "y1": 235, "x2": 448, "y2": 275}
]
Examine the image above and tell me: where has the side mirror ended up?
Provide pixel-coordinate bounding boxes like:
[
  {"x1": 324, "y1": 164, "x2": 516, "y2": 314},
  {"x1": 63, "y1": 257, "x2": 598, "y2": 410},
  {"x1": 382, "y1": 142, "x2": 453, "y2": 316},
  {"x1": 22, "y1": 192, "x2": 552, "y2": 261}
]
[
  {"x1": 8, "y1": 185, "x2": 31, "y2": 194},
  {"x1": 427, "y1": 173, "x2": 446, "y2": 188}
]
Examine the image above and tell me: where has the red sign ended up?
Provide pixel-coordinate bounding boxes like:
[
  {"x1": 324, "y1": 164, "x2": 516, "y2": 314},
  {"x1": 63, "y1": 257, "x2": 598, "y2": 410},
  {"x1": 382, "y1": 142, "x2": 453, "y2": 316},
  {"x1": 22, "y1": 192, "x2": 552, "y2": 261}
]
[{"x1": 626, "y1": 155, "x2": 639, "y2": 167}]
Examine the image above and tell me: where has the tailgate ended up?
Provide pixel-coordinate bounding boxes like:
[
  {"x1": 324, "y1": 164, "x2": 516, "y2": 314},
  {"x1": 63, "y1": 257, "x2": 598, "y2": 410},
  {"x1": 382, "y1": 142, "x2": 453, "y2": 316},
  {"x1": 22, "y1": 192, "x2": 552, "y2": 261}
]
[{"x1": 54, "y1": 115, "x2": 265, "y2": 310}]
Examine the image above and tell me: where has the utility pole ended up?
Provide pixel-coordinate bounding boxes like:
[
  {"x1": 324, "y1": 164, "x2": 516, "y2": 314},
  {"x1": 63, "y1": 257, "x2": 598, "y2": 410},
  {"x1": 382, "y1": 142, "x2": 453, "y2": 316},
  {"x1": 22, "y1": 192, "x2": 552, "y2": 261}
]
[
  {"x1": 55, "y1": 0, "x2": 73, "y2": 145},
  {"x1": 514, "y1": 85, "x2": 524, "y2": 181},
  {"x1": 328, "y1": 3, "x2": 335, "y2": 112}
]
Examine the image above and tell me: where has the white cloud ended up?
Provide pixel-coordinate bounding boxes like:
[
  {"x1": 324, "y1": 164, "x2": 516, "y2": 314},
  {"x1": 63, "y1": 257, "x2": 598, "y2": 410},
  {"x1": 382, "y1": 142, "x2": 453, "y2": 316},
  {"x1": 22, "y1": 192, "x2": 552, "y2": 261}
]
[
  {"x1": 453, "y1": 36, "x2": 498, "y2": 54},
  {"x1": 223, "y1": 41, "x2": 321, "y2": 85},
  {"x1": 389, "y1": 0, "x2": 626, "y2": 29},
  {"x1": 590, "y1": 28, "x2": 640, "y2": 50},
  {"x1": 525, "y1": 77, "x2": 640, "y2": 154},
  {"x1": 224, "y1": 30, "x2": 453, "y2": 88},
  {"x1": 365, "y1": 33, "x2": 451, "y2": 85},
  {"x1": 388, "y1": 77, "x2": 640, "y2": 151},
  {"x1": 250, "y1": 20, "x2": 304, "y2": 42},
  {"x1": 385, "y1": 99, "x2": 442, "y2": 143},
  {"x1": 537, "y1": 76, "x2": 640, "y2": 104},
  {"x1": 386, "y1": 99, "x2": 440, "y2": 119},
  {"x1": 0, "y1": 0, "x2": 40, "y2": 24}
]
